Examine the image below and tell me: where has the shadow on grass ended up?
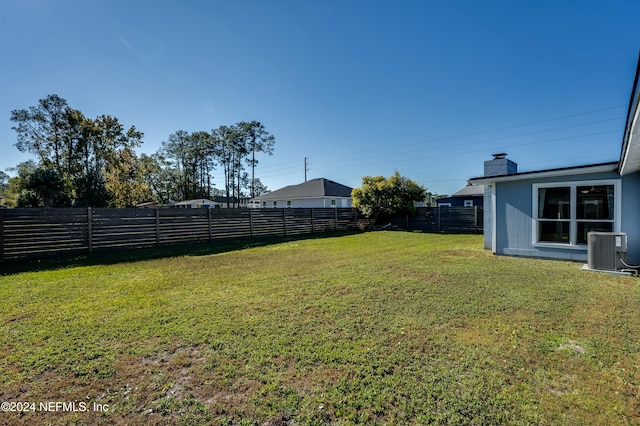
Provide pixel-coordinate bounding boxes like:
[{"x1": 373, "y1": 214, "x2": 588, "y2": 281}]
[{"x1": 0, "y1": 230, "x2": 363, "y2": 276}]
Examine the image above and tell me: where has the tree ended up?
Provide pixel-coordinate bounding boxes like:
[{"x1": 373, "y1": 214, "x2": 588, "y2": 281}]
[
  {"x1": 190, "y1": 130, "x2": 216, "y2": 197},
  {"x1": 23, "y1": 167, "x2": 69, "y2": 208},
  {"x1": 11, "y1": 94, "x2": 69, "y2": 172},
  {"x1": 0, "y1": 170, "x2": 9, "y2": 207},
  {"x1": 238, "y1": 121, "x2": 275, "y2": 198},
  {"x1": 11, "y1": 95, "x2": 145, "y2": 207},
  {"x1": 80, "y1": 115, "x2": 143, "y2": 206},
  {"x1": 210, "y1": 122, "x2": 275, "y2": 206},
  {"x1": 351, "y1": 172, "x2": 427, "y2": 223},
  {"x1": 105, "y1": 148, "x2": 153, "y2": 207},
  {"x1": 250, "y1": 178, "x2": 269, "y2": 197},
  {"x1": 212, "y1": 124, "x2": 245, "y2": 207},
  {"x1": 139, "y1": 153, "x2": 181, "y2": 204},
  {"x1": 159, "y1": 130, "x2": 216, "y2": 201},
  {"x1": 3, "y1": 161, "x2": 37, "y2": 208}
]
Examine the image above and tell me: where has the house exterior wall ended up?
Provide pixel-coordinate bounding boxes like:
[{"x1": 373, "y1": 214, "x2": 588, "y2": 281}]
[
  {"x1": 483, "y1": 185, "x2": 493, "y2": 250},
  {"x1": 621, "y1": 171, "x2": 640, "y2": 264},
  {"x1": 254, "y1": 197, "x2": 352, "y2": 208},
  {"x1": 491, "y1": 169, "x2": 634, "y2": 262},
  {"x1": 436, "y1": 196, "x2": 483, "y2": 208}
]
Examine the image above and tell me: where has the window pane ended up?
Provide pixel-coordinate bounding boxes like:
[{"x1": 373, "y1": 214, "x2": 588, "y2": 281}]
[
  {"x1": 538, "y1": 187, "x2": 570, "y2": 219},
  {"x1": 577, "y1": 222, "x2": 613, "y2": 244},
  {"x1": 539, "y1": 221, "x2": 570, "y2": 243},
  {"x1": 577, "y1": 185, "x2": 613, "y2": 220}
]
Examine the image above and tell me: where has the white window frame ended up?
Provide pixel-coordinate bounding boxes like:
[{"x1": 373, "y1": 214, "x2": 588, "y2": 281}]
[
  {"x1": 532, "y1": 179, "x2": 621, "y2": 248},
  {"x1": 464, "y1": 200, "x2": 473, "y2": 207}
]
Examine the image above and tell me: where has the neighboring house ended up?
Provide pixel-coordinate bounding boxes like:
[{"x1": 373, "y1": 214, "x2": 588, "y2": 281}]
[
  {"x1": 248, "y1": 178, "x2": 353, "y2": 208},
  {"x1": 212, "y1": 196, "x2": 248, "y2": 208},
  {"x1": 136, "y1": 201, "x2": 160, "y2": 209},
  {"x1": 436, "y1": 181, "x2": 485, "y2": 208},
  {"x1": 469, "y1": 59, "x2": 640, "y2": 265},
  {"x1": 171, "y1": 199, "x2": 222, "y2": 209}
]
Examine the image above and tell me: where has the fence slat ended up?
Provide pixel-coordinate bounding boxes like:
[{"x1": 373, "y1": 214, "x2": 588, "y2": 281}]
[
  {"x1": 0, "y1": 209, "x2": 4, "y2": 262},
  {"x1": 87, "y1": 207, "x2": 93, "y2": 254}
]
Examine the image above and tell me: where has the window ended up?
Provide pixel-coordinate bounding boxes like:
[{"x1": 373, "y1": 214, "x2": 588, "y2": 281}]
[
  {"x1": 262, "y1": 201, "x2": 266, "y2": 208},
  {"x1": 273, "y1": 201, "x2": 277, "y2": 208},
  {"x1": 287, "y1": 200, "x2": 291, "y2": 208},
  {"x1": 330, "y1": 199, "x2": 336, "y2": 207},
  {"x1": 533, "y1": 181, "x2": 619, "y2": 246},
  {"x1": 464, "y1": 200, "x2": 473, "y2": 207},
  {"x1": 576, "y1": 185, "x2": 615, "y2": 243}
]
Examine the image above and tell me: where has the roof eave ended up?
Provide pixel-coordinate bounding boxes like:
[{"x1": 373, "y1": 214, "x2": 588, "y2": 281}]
[
  {"x1": 619, "y1": 53, "x2": 640, "y2": 176},
  {"x1": 470, "y1": 162, "x2": 619, "y2": 185}
]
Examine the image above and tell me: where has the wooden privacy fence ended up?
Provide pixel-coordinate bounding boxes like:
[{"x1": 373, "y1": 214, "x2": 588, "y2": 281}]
[
  {"x1": 0, "y1": 206, "x2": 482, "y2": 262},
  {"x1": 0, "y1": 207, "x2": 363, "y2": 262},
  {"x1": 391, "y1": 206, "x2": 483, "y2": 234}
]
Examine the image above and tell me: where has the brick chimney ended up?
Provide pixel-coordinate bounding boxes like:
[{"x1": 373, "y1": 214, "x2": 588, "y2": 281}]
[{"x1": 484, "y1": 153, "x2": 517, "y2": 177}]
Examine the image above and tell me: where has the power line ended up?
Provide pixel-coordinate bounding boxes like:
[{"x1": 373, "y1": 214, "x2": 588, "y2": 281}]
[
  {"x1": 253, "y1": 159, "x2": 300, "y2": 172},
  {"x1": 255, "y1": 105, "x2": 626, "y2": 188},
  {"x1": 331, "y1": 105, "x2": 627, "y2": 160},
  {"x1": 328, "y1": 116, "x2": 624, "y2": 167},
  {"x1": 342, "y1": 129, "x2": 621, "y2": 170}
]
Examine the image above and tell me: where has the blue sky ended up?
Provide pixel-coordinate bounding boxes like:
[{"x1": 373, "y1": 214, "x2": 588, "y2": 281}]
[{"x1": 1, "y1": 0, "x2": 639, "y2": 196}]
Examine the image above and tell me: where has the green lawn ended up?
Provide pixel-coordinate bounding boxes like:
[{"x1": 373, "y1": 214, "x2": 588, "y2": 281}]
[{"x1": 0, "y1": 232, "x2": 638, "y2": 425}]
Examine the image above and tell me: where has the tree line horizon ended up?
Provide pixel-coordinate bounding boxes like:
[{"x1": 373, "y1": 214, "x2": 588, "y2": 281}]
[
  {"x1": 0, "y1": 94, "x2": 275, "y2": 208},
  {"x1": 1, "y1": 95, "x2": 434, "y2": 220}
]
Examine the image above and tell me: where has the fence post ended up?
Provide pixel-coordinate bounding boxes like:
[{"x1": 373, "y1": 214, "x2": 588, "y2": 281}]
[
  {"x1": 474, "y1": 206, "x2": 478, "y2": 233},
  {"x1": 283, "y1": 208, "x2": 287, "y2": 236},
  {"x1": 354, "y1": 208, "x2": 358, "y2": 230},
  {"x1": 87, "y1": 207, "x2": 93, "y2": 254},
  {"x1": 208, "y1": 208, "x2": 213, "y2": 242},
  {"x1": 249, "y1": 208, "x2": 254, "y2": 237},
  {"x1": 0, "y1": 208, "x2": 4, "y2": 262},
  {"x1": 437, "y1": 206, "x2": 441, "y2": 232},
  {"x1": 155, "y1": 209, "x2": 160, "y2": 247},
  {"x1": 334, "y1": 208, "x2": 338, "y2": 231},
  {"x1": 311, "y1": 208, "x2": 315, "y2": 233}
]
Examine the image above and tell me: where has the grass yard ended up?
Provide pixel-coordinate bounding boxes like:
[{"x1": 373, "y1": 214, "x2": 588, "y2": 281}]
[{"x1": 0, "y1": 232, "x2": 639, "y2": 425}]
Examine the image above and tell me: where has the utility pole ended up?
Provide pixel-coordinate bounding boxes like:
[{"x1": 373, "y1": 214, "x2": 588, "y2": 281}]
[{"x1": 304, "y1": 157, "x2": 309, "y2": 182}]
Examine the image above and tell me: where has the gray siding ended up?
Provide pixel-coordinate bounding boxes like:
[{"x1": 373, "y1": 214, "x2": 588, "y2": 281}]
[
  {"x1": 621, "y1": 171, "x2": 640, "y2": 264},
  {"x1": 483, "y1": 185, "x2": 492, "y2": 249},
  {"x1": 495, "y1": 180, "x2": 534, "y2": 255},
  {"x1": 493, "y1": 170, "x2": 625, "y2": 262}
]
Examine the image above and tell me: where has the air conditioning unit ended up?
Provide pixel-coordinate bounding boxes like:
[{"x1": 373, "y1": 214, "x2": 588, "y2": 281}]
[{"x1": 587, "y1": 231, "x2": 627, "y2": 271}]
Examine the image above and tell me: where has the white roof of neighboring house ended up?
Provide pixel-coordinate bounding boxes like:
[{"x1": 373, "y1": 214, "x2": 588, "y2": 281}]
[{"x1": 173, "y1": 199, "x2": 220, "y2": 206}]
